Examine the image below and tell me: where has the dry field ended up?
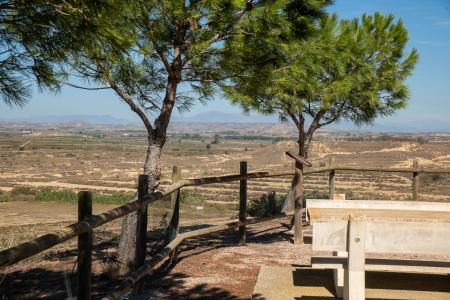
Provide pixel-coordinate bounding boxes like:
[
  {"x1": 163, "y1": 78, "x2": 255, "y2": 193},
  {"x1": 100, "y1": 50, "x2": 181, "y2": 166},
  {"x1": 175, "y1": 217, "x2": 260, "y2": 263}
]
[
  {"x1": 1, "y1": 123, "x2": 450, "y2": 299},
  {"x1": 1, "y1": 123, "x2": 450, "y2": 206}
]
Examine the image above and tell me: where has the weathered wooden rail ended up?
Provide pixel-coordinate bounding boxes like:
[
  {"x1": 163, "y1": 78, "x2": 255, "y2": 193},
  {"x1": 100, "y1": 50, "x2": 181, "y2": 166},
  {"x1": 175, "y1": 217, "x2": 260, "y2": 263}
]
[{"x1": 1, "y1": 158, "x2": 450, "y2": 299}]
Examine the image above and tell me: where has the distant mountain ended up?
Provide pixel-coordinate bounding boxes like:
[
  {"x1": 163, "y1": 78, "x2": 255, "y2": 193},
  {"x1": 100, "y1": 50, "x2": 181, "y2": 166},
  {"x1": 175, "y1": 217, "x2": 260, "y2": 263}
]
[
  {"x1": 0, "y1": 114, "x2": 137, "y2": 125},
  {"x1": 173, "y1": 110, "x2": 279, "y2": 123},
  {"x1": 1, "y1": 111, "x2": 449, "y2": 132}
]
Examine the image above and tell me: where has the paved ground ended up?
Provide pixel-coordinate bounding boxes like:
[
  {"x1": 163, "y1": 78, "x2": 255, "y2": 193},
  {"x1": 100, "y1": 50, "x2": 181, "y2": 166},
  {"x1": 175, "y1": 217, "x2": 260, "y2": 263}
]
[{"x1": 254, "y1": 266, "x2": 450, "y2": 300}]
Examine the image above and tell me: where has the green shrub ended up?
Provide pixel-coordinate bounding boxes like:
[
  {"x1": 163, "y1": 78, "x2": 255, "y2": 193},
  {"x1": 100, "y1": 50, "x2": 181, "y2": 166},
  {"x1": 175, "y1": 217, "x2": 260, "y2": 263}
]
[
  {"x1": 211, "y1": 134, "x2": 221, "y2": 144},
  {"x1": 11, "y1": 186, "x2": 36, "y2": 196},
  {"x1": 0, "y1": 193, "x2": 10, "y2": 203},
  {"x1": 247, "y1": 192, "x2": 285, "y2": 218},
  {"x1": 34, "y1": 189, "x2": 132, "y2": 204},
  {"x1": 431, "y1": 174, "x2": 443, "y2": 182},
  {"x1": 303, "y1": 190, "x2": 329, "y2": 200},
  {"x1": 10, "y1": 186, "x2": 36, "y2": 201},
  {"x1": 35, "y1": 189, "x2": 77, "y2": 203},
  {"x1": 93, "y1": 193, "x2": 132, "y2": 204},
  {"x1": 179, "y1": 191, "x2": 205, "y2": 205}
]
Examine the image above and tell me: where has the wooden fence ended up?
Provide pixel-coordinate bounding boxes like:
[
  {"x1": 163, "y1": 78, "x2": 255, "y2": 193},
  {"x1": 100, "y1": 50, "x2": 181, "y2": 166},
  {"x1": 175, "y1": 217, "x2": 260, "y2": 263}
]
[{"x1": 1, "y1": 159, "x2": 450, "y2": 299}]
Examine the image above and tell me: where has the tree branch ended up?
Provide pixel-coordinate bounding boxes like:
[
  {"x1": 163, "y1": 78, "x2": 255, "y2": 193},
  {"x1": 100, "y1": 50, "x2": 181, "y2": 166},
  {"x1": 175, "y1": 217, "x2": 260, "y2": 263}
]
[{"x1": 107, "y1": 79, "x2": 155, "y2": 135}]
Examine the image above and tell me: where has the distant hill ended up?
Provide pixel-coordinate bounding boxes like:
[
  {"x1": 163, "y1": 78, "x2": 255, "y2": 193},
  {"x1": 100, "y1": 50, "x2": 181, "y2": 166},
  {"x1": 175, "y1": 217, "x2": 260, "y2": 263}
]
[
  {"x1": 0, "y1": 114, "x2": 136, "y2": 125},
  {"x1": 1, "y1": 111, "x2": 450, "y2": 132},
  {"x1": 172, "y1": 110, "x2": 278, "y2": 123}
]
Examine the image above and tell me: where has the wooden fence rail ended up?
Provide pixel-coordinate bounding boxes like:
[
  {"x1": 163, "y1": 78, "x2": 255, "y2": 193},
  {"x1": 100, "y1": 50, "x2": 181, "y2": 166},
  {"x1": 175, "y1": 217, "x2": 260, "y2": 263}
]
[{"x1": 1, "y1": 160, "x2": 450, "y2": 299}]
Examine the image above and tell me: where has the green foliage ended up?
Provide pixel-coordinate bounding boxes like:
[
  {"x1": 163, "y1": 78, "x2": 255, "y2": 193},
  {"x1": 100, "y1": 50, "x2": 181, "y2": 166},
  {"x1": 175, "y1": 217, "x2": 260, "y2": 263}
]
[
  {"x1": 0, "y1": 191, "x2": 10, "y2": 203},
  {"x1": 222, "y1": 12, "x2": 418, "y2": 155},
  {"x1": 179, "y1": 190, "x2": 205, "y2": 205},
  {"x1": 0, "y1": 1, "x2": 132, "y2": 106},
  {"x1": 10, "y1": 187, "x2": 132, "y2": 204},
  {"x1": 11, "y1": 186, "x2": 35, "y2": 197},
  {"x1": 35, "y1": 189, "x2": 77, "y2": 202},
  {"x1": 211, "y1": 134, "x2": 221, "y2": 144},
  {"x1": 67, "y1": 0, "x2": 333, "y2": 152},
  {"x1": 247, "y1": 192, "x2": 285, "y2": 218}
]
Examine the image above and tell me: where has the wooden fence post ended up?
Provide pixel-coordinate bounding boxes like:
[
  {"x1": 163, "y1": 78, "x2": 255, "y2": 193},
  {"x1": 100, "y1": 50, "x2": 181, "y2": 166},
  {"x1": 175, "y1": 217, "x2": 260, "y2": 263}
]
[
  {"x1": 269, "y1": 191, "x2": 276, "y2": 217},
  {"x1": 413, "y1": 160, "x2": 420, "y2": 201},
  {"x1": 77, "y1": 191, "x2": 92, "y2": 300},
  {"x1": 329, "y1": 156, "x2": 335, "y2": 200},
  {"x1": 294, "y1": 161, "x2": 304, "y2": 245},
  {"x1": 166, "y1": 166, "x2": 181, "y2": 243},
  {"x1": 133, "y1": 174, "x2": 149, "y2": 293},
  {"x1": 239, "y1": 161, "x2": 247, "y2": 245}
]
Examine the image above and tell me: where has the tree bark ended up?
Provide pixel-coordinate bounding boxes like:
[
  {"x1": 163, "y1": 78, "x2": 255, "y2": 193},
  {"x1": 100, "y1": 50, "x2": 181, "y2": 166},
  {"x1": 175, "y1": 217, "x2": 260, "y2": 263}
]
[
  {"x1": 116, "y1": 76, "x2": 178, "y2": 276},
  {"x1": 116, "y1": 139, "x2": 162, "y2": 275}
]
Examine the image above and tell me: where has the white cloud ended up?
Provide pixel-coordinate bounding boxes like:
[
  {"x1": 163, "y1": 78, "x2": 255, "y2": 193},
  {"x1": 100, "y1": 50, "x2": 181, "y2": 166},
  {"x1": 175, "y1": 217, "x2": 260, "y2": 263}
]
[{"x1": 435, "y1": 20, "x2": 450, "y2": 27}]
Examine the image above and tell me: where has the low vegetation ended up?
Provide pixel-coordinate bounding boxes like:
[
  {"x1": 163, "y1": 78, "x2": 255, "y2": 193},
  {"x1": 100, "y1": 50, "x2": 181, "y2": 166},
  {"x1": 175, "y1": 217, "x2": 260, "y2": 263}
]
[
  {"x1": 2, "y1": 187, "x2": 133, "y2": 205},
  {"x1": 247, "y1": 192, "x2": 285, "y2": 218}
]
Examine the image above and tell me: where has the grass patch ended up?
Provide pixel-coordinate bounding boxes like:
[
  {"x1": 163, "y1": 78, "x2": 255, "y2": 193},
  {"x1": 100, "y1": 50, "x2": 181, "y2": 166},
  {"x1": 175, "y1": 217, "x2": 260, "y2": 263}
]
[
  {"x1": 93, "y1": 193, "x2": 132, "y2": 204},
  {"x1": 35, "y1": 189, "x2": 77, "y2": 202},
  {"x1": 11, "y1": 187, "x2": 133, "y2": 205},
  {"x1": 0, "y1": 193, "x2": 10, "y2": 203},
  {"x1": 180, "y1": 190, "x2": 206, "y2": 205}
]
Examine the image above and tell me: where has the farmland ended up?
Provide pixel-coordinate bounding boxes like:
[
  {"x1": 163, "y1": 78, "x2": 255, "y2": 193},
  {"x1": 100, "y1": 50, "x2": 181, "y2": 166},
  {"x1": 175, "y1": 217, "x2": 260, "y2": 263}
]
[
  {"x1": 1, "y1": 121, "x2": 450, "y2": 246},
  {"x1": 1, "y1": 122, "x2": 450, "y2": 208},
  {"x1": 1, "y1": 122, "x2": 450, "y2": 298}
]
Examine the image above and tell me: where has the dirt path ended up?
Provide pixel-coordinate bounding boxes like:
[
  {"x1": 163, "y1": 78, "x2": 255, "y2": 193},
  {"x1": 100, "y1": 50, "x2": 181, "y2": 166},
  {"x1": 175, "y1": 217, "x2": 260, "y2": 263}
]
[
  {"x1": 0, "y1": 201, "x2": 119, "y2": 228},
  {"x1": 1, "y1": 218, "x2": 306, "y2": 300},
  {"x1": 141, "y1": 220, "x2": 310, "y2": 299}
]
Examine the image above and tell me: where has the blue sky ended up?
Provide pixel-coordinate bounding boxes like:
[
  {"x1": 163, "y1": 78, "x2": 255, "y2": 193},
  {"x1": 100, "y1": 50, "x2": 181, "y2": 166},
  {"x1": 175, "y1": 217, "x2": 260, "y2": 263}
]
[{"x1": 1, "y1": 0, "x2": 450, "y2": 131}]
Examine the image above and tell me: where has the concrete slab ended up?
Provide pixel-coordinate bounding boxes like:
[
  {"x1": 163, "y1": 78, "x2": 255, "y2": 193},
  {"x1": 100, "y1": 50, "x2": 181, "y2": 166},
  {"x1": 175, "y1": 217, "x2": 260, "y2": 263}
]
[
  {"x1": 252, "y1": 266, "x2": 335, "y2": 299},
  {"x1": 252, "y1": 266, "x2": 450, "y2": 300}
]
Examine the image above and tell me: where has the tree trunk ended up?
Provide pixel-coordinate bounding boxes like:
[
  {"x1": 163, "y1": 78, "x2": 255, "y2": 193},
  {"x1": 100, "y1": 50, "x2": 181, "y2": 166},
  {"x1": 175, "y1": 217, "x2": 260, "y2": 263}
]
[
  {"x1": 116, "y1": 139, "x2": 162, "y2": 275},
  {"x1": 116, "y1": 75, "x2": 177, "y2": 276},
  {"x1": 293, "y1": 130, "x2": 307, "y2": 244}
]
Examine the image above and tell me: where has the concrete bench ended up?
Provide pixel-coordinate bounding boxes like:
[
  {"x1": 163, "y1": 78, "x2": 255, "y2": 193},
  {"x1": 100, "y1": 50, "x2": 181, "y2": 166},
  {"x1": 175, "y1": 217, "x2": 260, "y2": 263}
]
[{"x1": 306, "y1": 199, "x2": 450, "y2": 300}]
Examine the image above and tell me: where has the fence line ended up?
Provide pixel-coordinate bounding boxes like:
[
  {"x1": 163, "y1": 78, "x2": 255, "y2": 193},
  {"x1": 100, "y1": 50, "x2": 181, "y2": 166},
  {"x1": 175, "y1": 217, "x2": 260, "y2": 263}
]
[{"x1": 1, "y1": 160, "x2": 450, "y2": 298}]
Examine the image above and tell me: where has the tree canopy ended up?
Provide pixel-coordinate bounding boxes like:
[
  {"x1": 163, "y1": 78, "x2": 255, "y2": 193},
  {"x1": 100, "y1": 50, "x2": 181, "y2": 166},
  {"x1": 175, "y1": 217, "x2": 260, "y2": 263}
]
[
  {"x1": 0, "y1": 0, "x2": 131, "y2": 106},
  {"x1": 222, "y1": 12, "x2": 418, "y2": 157},
  {"x1": 65, "y1": 0, "x2": 331, "y2": 273}
]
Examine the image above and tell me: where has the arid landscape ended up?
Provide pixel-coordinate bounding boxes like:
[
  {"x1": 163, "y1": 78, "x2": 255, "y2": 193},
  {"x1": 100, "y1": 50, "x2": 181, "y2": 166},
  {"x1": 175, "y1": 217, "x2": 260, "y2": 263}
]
[{"x1": 1, "y1": 121, "x2": 450, "y2": 299}]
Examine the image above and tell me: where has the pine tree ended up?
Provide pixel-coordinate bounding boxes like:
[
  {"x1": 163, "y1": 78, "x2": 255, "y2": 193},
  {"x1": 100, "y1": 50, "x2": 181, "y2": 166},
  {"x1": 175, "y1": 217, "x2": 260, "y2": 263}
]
[
  {"x1": 223, "y1": 12, "x2": 418, "y2": 159},
  {"x1": 0, "y1": 1, "x2": 130, "y2": 106},
  {"x1": 221, "y1": 12, "x2": 418, "y2": 242},
  {"x1": 69, "y1": 0, "x2": 331, "y2": 274}
]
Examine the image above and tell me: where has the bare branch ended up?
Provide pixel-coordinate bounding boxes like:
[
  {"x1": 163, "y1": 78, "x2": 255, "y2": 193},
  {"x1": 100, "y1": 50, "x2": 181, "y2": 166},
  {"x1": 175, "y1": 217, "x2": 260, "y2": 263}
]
[{"x1": 107, "y1": 79, "x2": 155, "y2": 135}]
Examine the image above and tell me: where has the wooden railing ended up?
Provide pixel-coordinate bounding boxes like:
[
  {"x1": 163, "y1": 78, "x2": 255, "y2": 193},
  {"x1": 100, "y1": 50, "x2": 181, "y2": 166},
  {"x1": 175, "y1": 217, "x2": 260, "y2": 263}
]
[
  {"x1": 325, "y1": 159, "x2": 450, "y2": 201},
  {"x1": 1, "y1": 159, "x2": 450, "y2": 299}
]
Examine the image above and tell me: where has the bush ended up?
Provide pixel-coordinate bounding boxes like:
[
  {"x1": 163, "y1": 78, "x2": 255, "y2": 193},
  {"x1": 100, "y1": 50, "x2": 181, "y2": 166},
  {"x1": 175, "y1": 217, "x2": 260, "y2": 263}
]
[
  {"x1": 35, "y1": 189, "x2": 77, "y2": 202},
  {"x1": 303, "y1": 190, "x2": 329, "y2": 200},
  {"x1": 247, "y1": 192, "x2": 285, "y2": 218},
  {"x1": 11, "y1": 186, "x2": 36, "y2": 197},
  {"x1": 206, "y1": 143, "x2": 211, "y2": 149},
  {"x1": 34, "y1": 189, "x2": 133, "y2": 204},
  {"x1": 10, "y1": 186, "x2": 36, "y2": 201},
  {"x1": 211, "y1": 134, "x2": 221, "y2": 144},
  {"x1": 179, "y1": 190, "x2": 205, "y2": 205},
  {"x1": 0, "y1": 192, "x2": 10, "y2": 203},
  {"x1": 431, "y1": 174, "x2": 443, "y2": 182},
  {"x1": 93, "y1": 193, "x2": 132, "y2": 204}
]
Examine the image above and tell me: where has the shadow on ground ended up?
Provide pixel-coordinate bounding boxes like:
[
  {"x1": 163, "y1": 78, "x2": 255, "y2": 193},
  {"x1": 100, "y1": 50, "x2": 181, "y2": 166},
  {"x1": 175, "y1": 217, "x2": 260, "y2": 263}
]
[{"x1": 1, "y1": 219, "x2": 296, "y2": 299}]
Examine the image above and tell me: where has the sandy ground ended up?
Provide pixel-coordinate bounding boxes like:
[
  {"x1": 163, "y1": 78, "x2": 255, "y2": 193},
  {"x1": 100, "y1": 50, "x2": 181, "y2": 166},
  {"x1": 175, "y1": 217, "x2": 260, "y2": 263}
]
[
  {"x1": 0, "y1": 201, "x2": 119, "y2": 228},
  {"x1": 2, "y1": 216, "x2": 450, "y2": 299}
]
